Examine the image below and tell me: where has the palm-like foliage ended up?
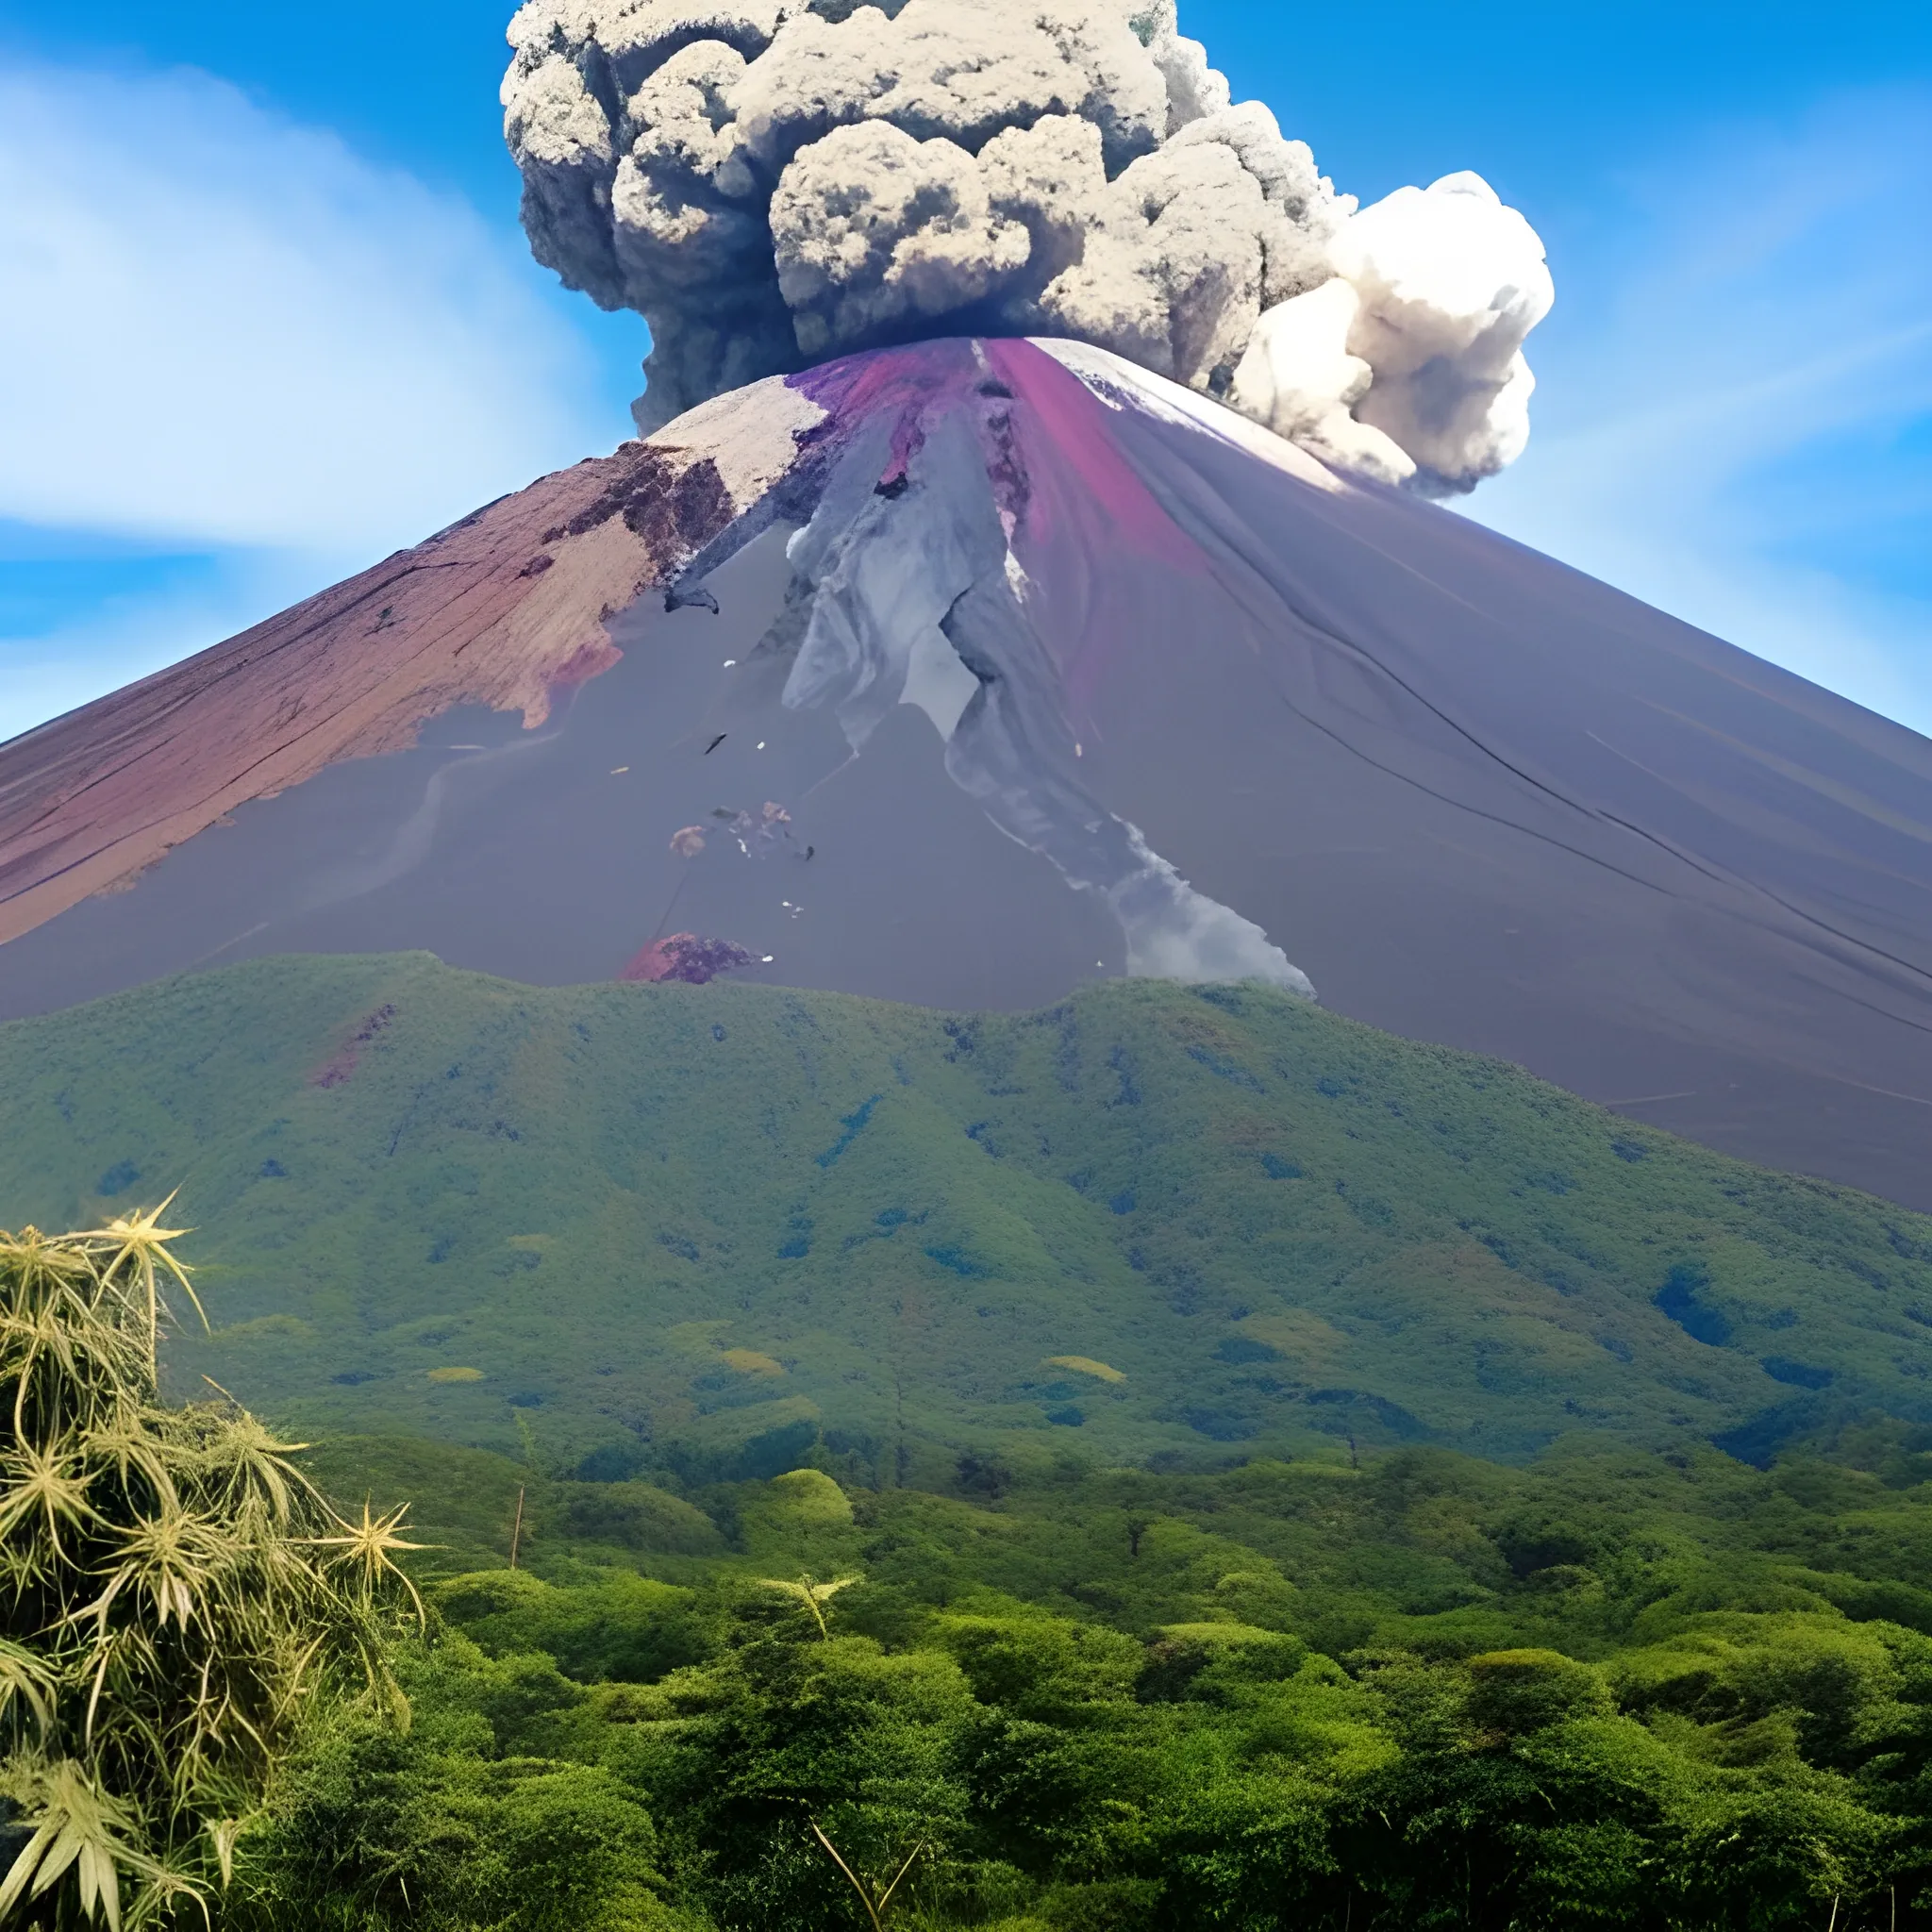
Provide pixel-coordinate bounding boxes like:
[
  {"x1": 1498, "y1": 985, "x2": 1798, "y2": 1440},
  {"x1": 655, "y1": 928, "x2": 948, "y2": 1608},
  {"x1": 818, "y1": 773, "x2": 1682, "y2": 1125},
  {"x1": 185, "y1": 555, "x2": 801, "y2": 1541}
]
[{"x1": 0, "y1": 1208, "x2": 421, "y2": 1929}]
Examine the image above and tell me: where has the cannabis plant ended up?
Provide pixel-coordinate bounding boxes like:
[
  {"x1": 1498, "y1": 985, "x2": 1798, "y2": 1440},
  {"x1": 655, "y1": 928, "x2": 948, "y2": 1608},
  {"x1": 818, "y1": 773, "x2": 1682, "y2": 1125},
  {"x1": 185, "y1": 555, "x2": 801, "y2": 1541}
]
[{"x1": 0, "y1": 1208, "x2": 421, "y2": 1929}]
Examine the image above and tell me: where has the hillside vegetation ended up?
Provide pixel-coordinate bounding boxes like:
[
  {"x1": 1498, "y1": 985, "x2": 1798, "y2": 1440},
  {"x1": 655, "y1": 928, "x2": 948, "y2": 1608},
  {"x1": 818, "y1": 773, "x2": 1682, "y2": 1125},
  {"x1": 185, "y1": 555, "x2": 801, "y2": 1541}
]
[{"x1": 0, "y1": 953, "x2": 1928, "y2": 1478}]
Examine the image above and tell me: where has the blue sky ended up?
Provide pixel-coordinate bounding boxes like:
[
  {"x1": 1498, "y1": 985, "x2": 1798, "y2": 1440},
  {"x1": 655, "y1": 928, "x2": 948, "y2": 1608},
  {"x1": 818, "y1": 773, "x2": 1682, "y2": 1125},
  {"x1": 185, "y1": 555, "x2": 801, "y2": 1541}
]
[{"x1": 0, "y1": 1, "x2": 1926, "y2": 739}]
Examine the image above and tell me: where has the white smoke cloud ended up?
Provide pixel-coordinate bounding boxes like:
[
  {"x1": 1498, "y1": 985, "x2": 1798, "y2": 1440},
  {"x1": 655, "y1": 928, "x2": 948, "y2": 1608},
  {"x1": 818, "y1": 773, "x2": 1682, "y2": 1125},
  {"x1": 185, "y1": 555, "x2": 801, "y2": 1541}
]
[
  {"x1": 1337, "y1": 173, "x2": 1553, "y2": 492},
  {"x1": 504, "y1": 0, "x2": 1552, "y2": 491},
  {"x1": 1233, "y1": 174, "x2": 1555, "y2": 494}
]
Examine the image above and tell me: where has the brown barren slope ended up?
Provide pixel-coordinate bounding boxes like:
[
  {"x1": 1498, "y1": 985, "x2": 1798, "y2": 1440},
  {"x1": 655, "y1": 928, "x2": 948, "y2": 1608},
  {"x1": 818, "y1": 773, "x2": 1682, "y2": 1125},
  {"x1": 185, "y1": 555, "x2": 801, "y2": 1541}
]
[{"x1": 0, "y1": 382, "x2": 814, "y2": 946}]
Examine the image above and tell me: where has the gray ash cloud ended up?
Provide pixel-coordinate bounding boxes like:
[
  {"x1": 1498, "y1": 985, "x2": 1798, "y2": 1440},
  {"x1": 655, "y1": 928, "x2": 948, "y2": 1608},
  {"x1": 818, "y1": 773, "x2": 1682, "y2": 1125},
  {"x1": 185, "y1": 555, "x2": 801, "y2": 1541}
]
[{"x1": 505, "y1": 0, "x2": 1551, "y2": 491}]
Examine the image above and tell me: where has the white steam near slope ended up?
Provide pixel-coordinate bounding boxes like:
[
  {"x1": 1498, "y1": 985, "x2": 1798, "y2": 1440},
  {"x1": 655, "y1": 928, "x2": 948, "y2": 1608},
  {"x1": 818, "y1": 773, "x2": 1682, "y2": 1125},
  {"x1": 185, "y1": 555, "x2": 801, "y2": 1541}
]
[{"x1": 503, "y1": 0, "x2": 1553, "y2": 492}]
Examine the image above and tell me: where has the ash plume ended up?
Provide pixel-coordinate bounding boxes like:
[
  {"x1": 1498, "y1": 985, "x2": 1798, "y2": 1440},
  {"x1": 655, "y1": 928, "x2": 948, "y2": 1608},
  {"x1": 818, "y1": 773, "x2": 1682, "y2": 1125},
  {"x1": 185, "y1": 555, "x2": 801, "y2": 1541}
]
[{"x1": 504, "y1": 0, "x2": 1552, "y2": 492}]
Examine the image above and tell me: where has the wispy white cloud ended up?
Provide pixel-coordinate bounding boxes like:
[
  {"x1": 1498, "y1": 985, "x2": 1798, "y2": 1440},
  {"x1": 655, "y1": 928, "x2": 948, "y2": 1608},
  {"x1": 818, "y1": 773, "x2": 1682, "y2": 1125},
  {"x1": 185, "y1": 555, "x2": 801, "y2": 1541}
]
[
  {"x1": 1465, "y1": 86, "x2": 1932, "y2": 732},
  {"x1": 0, "y1": 55, "x2": 646, "y2": 742},
  {"x1": 0, "y1": 58, "x2": 636, "y2": 552}
]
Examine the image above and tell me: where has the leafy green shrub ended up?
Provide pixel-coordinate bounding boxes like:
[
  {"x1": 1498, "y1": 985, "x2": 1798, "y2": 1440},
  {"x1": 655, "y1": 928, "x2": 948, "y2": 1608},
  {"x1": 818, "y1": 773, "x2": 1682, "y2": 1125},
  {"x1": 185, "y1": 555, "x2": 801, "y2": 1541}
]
[
  {"x1": 434, "y1": 1572, "x2": 709, "y2": 1685},
  {"x1": 1463, "y1": 1649, "x2": 1612, "y2": 1735},
  {"x1": 941, "y1": 1619, "x2": 1141, "y2": 1725},
  {"x1": 558, "y1": 1483, "x2": 726, "y2": 1558},
  {"x1": 225, "y1": 1637, "x2": 667, "y2": 1931}
]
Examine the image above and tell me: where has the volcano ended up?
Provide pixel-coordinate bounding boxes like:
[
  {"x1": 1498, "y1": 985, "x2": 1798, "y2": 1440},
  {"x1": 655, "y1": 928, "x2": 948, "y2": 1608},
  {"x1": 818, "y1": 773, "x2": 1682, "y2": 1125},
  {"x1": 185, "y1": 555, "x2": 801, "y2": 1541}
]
[{"x1": 3, "y1": 337, "x2": 1929, "y2": 1207}]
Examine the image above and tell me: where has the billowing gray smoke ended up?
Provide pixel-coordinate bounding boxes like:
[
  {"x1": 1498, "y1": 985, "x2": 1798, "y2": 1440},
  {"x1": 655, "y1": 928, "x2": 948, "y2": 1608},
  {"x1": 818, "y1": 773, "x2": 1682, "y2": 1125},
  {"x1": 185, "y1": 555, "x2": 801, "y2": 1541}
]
[{"x1": 504, "y1": 0, "x2": 1553, "y2": 492}]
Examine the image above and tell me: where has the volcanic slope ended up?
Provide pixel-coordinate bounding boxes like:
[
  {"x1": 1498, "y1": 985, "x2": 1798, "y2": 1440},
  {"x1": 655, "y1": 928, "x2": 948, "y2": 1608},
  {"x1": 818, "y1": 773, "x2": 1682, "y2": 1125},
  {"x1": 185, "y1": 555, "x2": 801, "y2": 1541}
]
[
  {"x1": 2, "y1": 341, "x2": 1929, "y2": 1207},
  {"x1": 3, "y1": 952, "x2": 1928, "y2": 1478}
]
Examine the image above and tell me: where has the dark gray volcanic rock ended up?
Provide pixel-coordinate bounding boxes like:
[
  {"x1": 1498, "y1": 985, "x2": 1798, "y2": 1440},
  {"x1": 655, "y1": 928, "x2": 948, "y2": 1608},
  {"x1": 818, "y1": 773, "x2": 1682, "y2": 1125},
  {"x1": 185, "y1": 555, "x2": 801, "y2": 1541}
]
[{"x1": 2, "y1": 338, "x2": 1928, "y2": 1207}]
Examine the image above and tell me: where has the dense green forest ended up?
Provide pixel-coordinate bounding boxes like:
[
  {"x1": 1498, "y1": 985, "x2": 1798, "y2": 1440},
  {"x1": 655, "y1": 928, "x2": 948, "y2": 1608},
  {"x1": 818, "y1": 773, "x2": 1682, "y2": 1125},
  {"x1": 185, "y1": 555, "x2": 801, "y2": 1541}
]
[
  {"x1": 2, "y1": 955, "x2": 1929, "y2": 1480},
  {"x1": 225, "y1": 1425, "x2": 1932, "y2": 1930}
]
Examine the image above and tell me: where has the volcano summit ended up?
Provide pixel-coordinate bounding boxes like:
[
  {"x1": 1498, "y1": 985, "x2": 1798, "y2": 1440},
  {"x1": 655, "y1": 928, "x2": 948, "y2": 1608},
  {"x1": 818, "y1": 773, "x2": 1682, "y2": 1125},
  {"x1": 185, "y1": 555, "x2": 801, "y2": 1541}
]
[{"x1": 1, "y1": 335, "x2": 1929, "y2": 1207}]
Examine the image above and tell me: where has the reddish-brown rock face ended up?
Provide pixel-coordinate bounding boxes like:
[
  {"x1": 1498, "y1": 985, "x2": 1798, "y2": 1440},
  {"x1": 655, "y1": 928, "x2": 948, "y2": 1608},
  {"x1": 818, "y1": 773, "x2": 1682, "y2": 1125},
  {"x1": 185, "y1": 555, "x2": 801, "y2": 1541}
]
[
  {"x1": 620, "y1": 933, "x2": 757, "y2": 984},
  {"x1": 0, "y1": 381, "x2": 816, "y2": 949}
]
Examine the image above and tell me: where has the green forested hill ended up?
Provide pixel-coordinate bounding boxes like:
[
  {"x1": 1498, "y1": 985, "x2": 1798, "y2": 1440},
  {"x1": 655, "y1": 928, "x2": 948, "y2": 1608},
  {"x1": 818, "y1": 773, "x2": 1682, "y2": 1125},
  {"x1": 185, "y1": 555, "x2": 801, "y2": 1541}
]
[{"x1": 2, "y1": 952, "x2": 1928, "y2": 1478}]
